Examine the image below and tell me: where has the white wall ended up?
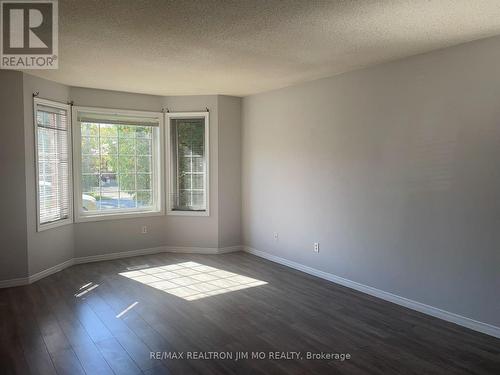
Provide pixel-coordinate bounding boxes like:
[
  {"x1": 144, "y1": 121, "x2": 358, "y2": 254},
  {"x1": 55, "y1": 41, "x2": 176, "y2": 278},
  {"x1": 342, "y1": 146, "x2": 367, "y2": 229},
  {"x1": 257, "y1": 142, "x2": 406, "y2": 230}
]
[{"x1": 242, "y1": 36, "x2": 500, "y2": 327}]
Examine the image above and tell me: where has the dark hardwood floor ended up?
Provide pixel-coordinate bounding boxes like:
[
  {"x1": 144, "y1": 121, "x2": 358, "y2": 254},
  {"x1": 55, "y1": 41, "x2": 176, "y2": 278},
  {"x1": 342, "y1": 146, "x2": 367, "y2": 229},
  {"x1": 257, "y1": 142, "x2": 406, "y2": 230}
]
[{"x1": 0, "y1": 252, "x2": 498, "y2": 375}]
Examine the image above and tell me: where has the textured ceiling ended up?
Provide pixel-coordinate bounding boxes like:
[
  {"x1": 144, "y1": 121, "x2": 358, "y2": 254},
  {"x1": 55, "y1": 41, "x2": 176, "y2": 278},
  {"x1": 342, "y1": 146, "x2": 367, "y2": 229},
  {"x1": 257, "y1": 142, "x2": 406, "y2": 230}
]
[{"x1": 28, "y1": 0, "x2": 500, "y2": 96}]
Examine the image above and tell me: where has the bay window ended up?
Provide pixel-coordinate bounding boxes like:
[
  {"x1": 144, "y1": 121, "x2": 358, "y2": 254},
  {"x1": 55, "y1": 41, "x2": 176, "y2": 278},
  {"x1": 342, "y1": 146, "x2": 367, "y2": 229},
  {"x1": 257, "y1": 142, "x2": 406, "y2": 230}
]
[{"x1": 34, "y1": 103, "x2": 210, "y2": 226}]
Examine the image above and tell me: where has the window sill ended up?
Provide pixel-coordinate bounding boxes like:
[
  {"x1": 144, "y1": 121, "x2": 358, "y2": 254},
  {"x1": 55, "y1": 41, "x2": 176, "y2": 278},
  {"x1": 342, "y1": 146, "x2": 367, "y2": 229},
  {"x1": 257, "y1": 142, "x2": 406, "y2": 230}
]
[
  {"x1": 76, "y1": 209, "x2": 164, "y2": 223},
  {"x1": 167, "y1": 209, "x2": 210, "y2": 217},
  {"x1": 37, "y1": 217, "x2": 73, "y2": 232}
]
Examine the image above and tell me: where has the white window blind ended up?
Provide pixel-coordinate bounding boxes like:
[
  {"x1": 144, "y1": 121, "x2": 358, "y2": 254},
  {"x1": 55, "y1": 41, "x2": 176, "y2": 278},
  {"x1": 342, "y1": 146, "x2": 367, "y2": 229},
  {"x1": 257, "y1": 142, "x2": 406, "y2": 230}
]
[
  {"x1": 35, "y1": 100, "x2": 72, "y2": 228},
  {"x1": 74, "y1": 108, "x2": 162, "y2": 219},
  {"x1": 169, "y1": 117, "x2": 208, "y2": 212}
]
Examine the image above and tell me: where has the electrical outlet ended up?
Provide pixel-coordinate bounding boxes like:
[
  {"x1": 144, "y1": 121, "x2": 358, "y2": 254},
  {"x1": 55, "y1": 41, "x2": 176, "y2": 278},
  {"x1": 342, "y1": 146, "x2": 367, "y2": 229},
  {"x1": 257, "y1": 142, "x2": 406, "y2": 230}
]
[
  {"x1": 141, "y1": 226, "x2": 148, "y2": 234},
  {"x1": 273, "y1": 232, "x2": 279, "y2": 241},
  {"x1": 314, "y1": 242, "x2": 319, "y2": 253}
]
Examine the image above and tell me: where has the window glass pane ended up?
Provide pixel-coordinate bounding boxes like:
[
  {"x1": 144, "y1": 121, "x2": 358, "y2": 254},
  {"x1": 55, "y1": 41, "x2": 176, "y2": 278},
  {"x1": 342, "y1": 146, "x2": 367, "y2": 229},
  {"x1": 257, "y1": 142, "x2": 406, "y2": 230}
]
[
  {"x1": 119, "y1": 138, "x2": 135, "y2": 155},
  {"x1": 118, "y1": 125, "x2": 136, "y2": 138},
  {"x1": 82, "y1": 174, "x2": 100, "y2": 192},
  {"x1": 81, "y1": 136, "x2": 99, "y2": 155},
  {"x1": 78, "y1": 114, "x2": 158, "y2": 216},
  {"x1": 118, "y1": 155, "x2": 135, "y2": 173},
  {"x1": 100, "y1": 124, "x2": 118, "y2": 137},
  {"x1": 137, "y1": 191, "x2": 152, "y2": 207},
  {"x1": 179, "y1": 174, "x2": 204, "y2": 190},
  {"x1": 191, "y1": 191, "x2": 205, "y2": 207},
  {"x1": 178, "y1": 190, "x2": 205, "y2": 209},
  {"x1": 101, "y1": 154, "x2": 118, "y2": 173},
  {"x1": 137, "y1": 173, "x2": 151, "y2": 190},
  {"x1": 192, "y1": 157, "x2": 205, "y2": 172},
  {"x1": 137, "y1": 156, "x2": 151, "y2": 173},
  {"x1": 136, "y1": 139, "x2": 151, "y2": 155},
  {"x1": 82, "y1": 155, "x2": 100, "y2": 174},
  {"x1": 82, "y1": 193, "x2": 98, "y2": 212},
  {"x1": 99, "y1": 174, "x2": 119, "y2": 209},
  {"x1": 100, "y1": 137, "x2": 118, "y2": 155},
  {"x1": 136, "y1": 126, "x2": 152, "y2": 138},
  {"x1": 100, "y1": 173, "x2": 118, "y2": 189},
  {"x1": 81, "y1": 123, "x2": 98, "y2": 136},
  {"x1": 119, "y1": 174, "x2": 136, "y2": 190},
  {"x1": 119, "y1": 191, "x2": 137, "y2": 208}
]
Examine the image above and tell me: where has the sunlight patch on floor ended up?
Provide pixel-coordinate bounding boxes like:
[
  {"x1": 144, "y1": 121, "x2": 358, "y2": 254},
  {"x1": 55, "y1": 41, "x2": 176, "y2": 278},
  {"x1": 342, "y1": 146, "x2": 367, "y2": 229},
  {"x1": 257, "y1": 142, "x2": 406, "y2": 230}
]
[
  {"x1": 75, "y1": 283, "x2": 99, "y2": 298},
  {"x1": 119, "y1": 261, "x2": 267, "y2": 301},
  {"x1": 79, "y1": 282, "x2": 93, "y2": 290},
  {"x1": 116, "y1": 301, "x2": 139, "y2": 318}
]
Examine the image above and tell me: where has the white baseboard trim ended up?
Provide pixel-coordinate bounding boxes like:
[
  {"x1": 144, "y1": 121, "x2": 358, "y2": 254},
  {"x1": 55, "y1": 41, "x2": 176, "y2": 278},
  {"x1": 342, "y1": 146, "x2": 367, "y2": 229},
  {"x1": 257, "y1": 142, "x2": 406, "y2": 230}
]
[
  {"x1": 0, "y1": 276, "x2": 29, "y2": 288},
  {"x1": 74, "y1": 246, "x2": 169, "y2": 264},
  {"x1": 0, "y1": 245, "x2": 242, "y2": 289},
  {"x1": 163, "y1": 245, "x2": 242, "y2": 254},
  {"x1": 217, "y1": 245, "x2": 243, "y2": 254},
  {"x1": 29, "y1": 259, "x2": 76, "y2": 284},
  {"x1": 165, "y1": 246, "x2": 220, "y2": 254},
  {"x1": 243, "y1": 246, "x2": 500, "y2": 339}
]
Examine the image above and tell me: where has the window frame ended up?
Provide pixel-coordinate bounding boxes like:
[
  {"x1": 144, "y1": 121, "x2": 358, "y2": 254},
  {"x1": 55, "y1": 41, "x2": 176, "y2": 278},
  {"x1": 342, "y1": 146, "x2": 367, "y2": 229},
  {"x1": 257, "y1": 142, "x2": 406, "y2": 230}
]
[
  {"x1": 166, "y1": 112, "x2": 210, "y2": 217},
  {"x1": 34, "y1": 98, "x2": 74, "y2": 232},
  {"x1": 72, "y1": 106, "x2": 165, "y2": 223}
]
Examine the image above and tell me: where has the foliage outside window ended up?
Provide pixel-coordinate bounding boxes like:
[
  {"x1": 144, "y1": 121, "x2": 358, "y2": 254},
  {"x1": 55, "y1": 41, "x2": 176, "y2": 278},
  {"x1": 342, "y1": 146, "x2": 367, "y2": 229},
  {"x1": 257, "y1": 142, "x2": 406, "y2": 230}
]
[{"x1": 74, "y1": 108, "x2": 162, "y2": 220}]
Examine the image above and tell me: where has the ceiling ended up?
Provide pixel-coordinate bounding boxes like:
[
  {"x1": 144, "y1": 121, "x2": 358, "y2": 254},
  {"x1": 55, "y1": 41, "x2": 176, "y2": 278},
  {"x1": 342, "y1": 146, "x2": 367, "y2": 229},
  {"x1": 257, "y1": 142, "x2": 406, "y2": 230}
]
[{"x1": 28, "y1": 0, "x2": 500, "y2": 97}]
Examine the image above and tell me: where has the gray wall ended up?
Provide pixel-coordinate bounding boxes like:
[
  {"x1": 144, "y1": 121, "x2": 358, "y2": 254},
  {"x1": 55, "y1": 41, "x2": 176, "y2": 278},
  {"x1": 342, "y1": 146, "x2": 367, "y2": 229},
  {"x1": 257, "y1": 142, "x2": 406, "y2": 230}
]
[
  {"x1": 0, "y1": 71, "x2": 28, "y2": 280},
  {"x1": 218, "y1": 96, "x2": 242, "y2": 248},
  {"x1": 242, "y1": 36, "x2": 500, "y2": 327}
]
